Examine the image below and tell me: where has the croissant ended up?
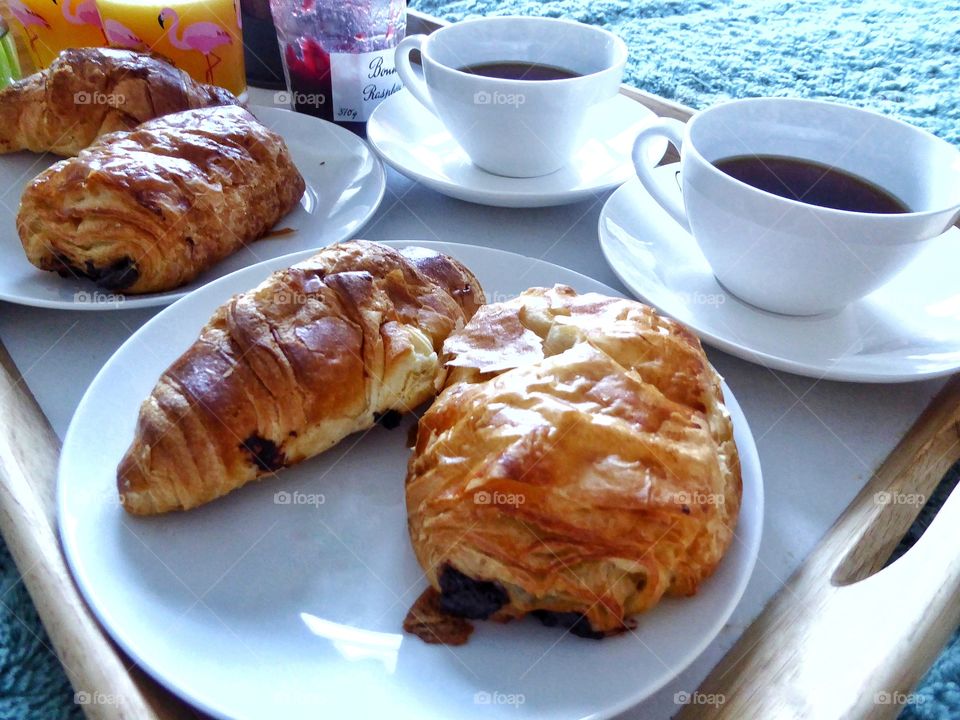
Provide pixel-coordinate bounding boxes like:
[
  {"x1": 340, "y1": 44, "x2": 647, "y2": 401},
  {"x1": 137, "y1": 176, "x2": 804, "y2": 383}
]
[
  {"x1": 404, "y1": 286, "x2": 741, "y2": 642},
  {"x1": 117, "y1": 240, "x2": 485, "y2": 515},
  {"x1": 17, "y1": 104, "x2": 304, "y2": 294},
  {"x1": 0, "y1": 47, "x2": 237, "y2": 156}
]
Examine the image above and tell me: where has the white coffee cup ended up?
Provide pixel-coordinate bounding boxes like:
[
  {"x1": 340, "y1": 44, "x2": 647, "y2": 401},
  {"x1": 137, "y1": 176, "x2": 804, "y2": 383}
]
[
  {"x1": 395, "y1": 16, "x2": 627, "y2": 178},
  {"x1": 633, "y1": 98, "x2": 960, "y2": 315}
]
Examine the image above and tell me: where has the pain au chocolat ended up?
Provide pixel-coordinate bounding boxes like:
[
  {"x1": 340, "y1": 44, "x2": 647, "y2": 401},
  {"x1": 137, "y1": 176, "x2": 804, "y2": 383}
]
[
  {"x1": 404, "y1": 285, "x2": 741, "y2": 642},
  {"x1": 17, "y1": 104, "x2": 304, "y2": 294}
]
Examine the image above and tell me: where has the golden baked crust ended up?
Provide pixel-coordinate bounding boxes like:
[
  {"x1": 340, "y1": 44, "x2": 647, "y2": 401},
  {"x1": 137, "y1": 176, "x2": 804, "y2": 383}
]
[
  {"x1": 118, "y1": 240, "x2": 484, "y2": 515},
  {"x1": 0, "y1": 48, "x2": 237, "y2": 156},
  {"x1": 17, "y1": 105, "x2": 304, "y2": 294},
  {"x1": 405, "y1": 285, "x2": 741, "y2": 637}
]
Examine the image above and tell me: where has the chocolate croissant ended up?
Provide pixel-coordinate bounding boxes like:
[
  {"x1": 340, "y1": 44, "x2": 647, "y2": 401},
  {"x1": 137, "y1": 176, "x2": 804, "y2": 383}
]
[
  {"x1": 405, "y1": 286, "x2": 741, "y2": 641},
  {"x1": 118, "y1": 240, "x2": 484, "y2": 515},
  {"x1": 17, "y1": 104, "x2": 304, "y2": 294},
  {"x1": 0, "y1": 47, "x2": 237, "y2": 156}
]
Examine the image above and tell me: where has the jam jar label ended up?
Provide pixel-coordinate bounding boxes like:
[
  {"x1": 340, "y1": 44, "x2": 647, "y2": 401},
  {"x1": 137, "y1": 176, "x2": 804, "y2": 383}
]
[{"x1": 329, "y1": 47, "x2": 402, "y2": 122}]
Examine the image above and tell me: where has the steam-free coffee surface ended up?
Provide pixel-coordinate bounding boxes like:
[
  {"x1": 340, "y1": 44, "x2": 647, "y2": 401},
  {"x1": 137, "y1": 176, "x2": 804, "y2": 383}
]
[
  {"x1": 714, "y1": 155, "x2": 909, "y2": 213},
  {"x1": 457, "y1": 61, "x2": 581, "y2": 81}
]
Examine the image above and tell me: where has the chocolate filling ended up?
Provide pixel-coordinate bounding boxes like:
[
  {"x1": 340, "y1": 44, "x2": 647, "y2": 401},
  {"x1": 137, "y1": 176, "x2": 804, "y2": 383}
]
[
  {"x1": 438, "y1": 565, "x2": 508, "y2": 620},
  {"x1": 54, "y1": 253, "x2": 139, "y2": 291},
  {"x1": 240, "y1": 435, "x2": 285, "y2": 471},
  {"x1": 531, "y1": 610, "x2": 605, "y2": 640},
  {"x1": 374, "y1": 409, "x2": 403, "y2": 430},
  {"x1": 435, "y1": 567, "x2": 606, "y2": 639},
  {"x1": 92, "y1": 257, "x2": 139, "y2": 290}
]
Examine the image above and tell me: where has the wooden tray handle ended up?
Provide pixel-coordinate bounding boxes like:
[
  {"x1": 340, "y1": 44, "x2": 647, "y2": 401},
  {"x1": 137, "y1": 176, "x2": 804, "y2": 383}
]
[
  {"x1": 0, "y1": 343, "x2": 200, "y2": 720},
  {"x1": 680, "y1": 375, "x2": 960, "y2": 719}
]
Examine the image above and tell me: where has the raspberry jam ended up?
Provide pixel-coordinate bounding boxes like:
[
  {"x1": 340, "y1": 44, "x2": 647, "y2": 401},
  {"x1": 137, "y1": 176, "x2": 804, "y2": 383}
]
[
  {"x1": 273, "y1": 0, "x2": 406, "y2": 137},
  {"x1": 284, "y1": 38, "x2": 338, "y2": 125}
]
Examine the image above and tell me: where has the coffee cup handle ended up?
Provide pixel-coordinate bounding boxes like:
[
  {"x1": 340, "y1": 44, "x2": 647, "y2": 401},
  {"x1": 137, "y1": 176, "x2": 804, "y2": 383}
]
[
  {"x1": 632, "y1": 119, "x2": 690, "y2": 231},
  {"x1": 395, "y1": 35, "x2": 437, "y2": 115}
]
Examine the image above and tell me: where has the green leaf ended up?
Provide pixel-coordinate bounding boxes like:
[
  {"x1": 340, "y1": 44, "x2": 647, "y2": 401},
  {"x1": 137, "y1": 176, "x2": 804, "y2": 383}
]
[
  {"x1": 0, "y1": 40, "x2": 11, "y2": 90},
  {"x1": 2, "y1": 34, "x2": 20, "y2": 80}
]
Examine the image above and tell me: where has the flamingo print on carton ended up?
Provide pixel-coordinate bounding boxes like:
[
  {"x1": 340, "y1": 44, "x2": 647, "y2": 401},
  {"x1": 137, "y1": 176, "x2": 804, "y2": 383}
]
[
  {"x1": 104, "y1": 18, "x2": 144, "y2": 49},
  {"x1": 158, "y1": 7, "x2": 230, "y2": 83},
  {"x1": 8, "y1": 0, "x2": 50, "y2": 55},
  {"x1": 53, "y1": 0, "x2": 106, "y2": 42}
]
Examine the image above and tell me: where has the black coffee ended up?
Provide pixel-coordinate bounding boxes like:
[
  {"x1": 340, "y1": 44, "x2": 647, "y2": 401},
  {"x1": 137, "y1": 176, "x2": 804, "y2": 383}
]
[
  {"x1": 457, "y1": 61, "x2": 581, "y2": 81},
  {"x1": 713, "y1": 155, "x2": 909, "y2": 214}
]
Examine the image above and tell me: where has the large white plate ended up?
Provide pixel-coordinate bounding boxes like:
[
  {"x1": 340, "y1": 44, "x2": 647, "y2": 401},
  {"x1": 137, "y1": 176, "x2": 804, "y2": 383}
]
[
  {"x1": 367, "y1": 89, "x2": 666, "y2": 208},
  {"x1": 0, "y1": 106, "x2": 385, "y2": 310},
  {"x1": 59, "y1": 241, "x2": 763, "y2": 720},
  {"x1": 600, "y1": 168, "x2": 960, "y2": 383}
]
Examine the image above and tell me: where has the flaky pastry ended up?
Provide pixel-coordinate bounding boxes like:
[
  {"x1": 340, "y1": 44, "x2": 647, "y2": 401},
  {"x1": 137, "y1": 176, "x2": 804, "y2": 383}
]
[
  {"x1": 0, "y1": 47, "x2": 237, "y2": 156},
  {"x1": 405, "y1": 286, "x2": 741, "y2": 640},
  {"x1": 18, "y1": 104, "x2": 303, "y2": 294},
  {"x1": 118, "y1": 240, "x2": 484, "y2": 515}
]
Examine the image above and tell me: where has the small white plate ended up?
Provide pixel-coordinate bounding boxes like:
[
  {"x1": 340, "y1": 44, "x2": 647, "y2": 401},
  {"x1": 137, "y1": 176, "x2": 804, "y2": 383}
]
[
  {"x1": 367, "y1": 89, "x2": 666, "y2": 207},
  {"x1": 0, "y1": 106, "x2": 385, "y2": 310},
  {"x1": 59, "y1": 241, "x2": 762, "y2": 720},
  {"x1": 600, "y1": 166, "x2": 960, "y2": 382}
]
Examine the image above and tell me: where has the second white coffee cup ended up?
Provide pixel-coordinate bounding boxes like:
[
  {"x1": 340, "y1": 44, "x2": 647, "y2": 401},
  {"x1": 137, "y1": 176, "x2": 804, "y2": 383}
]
[
  {"x1": 633, "y1": 98, "x2": 960, "y2": 315},
  {"x1": 395, "y1": 16, "x2": 627, "y2": 178}
]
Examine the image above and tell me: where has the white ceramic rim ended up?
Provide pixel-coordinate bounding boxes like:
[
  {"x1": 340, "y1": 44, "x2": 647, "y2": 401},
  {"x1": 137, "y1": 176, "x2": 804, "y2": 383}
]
[
  {"x1": 57, "y1": 241, "x2": 763, "y2": 719},
  {"x1": 419, "y1": 15, "x2": 628, "y2": 86},
  {"x1": 684, "y1": 96, "x2": 960, "y2": 221}
]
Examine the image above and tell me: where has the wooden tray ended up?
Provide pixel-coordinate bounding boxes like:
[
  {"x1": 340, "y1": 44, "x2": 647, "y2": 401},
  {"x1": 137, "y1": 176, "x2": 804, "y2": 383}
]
[{"x1": 1, "y1": 8, "x2": 959, "y2": 719}]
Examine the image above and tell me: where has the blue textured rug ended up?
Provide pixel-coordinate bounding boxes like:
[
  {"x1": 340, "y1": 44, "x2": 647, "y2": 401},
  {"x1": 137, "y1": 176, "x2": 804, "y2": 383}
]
[
  {"x1": 413, "y1": 0, "x2": 960, "y2": 147},
  {"x1": 2, "y1": 0, "x2": 959, "y2": 717},
  {"x1": 0, "y1": 546, "x2": 81, "y2": 719}
]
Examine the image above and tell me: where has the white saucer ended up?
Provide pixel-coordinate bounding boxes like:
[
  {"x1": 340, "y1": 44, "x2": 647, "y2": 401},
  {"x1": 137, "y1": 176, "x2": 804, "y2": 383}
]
[
  {"x1": 367, "y1": 89, "x2": 666, "y2": 207},
  {"x1": 599, "y1": 166, "x2": 960, "y2": 383}
]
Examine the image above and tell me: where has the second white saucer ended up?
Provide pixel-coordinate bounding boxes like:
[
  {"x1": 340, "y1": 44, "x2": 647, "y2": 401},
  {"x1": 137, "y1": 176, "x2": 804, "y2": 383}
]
[
  {"x1": 367, "y1": 88, "x2": 665, "y2": 207},
  {"x1": 599, "y1": 166, "x2": 960, "y2": 383}
]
